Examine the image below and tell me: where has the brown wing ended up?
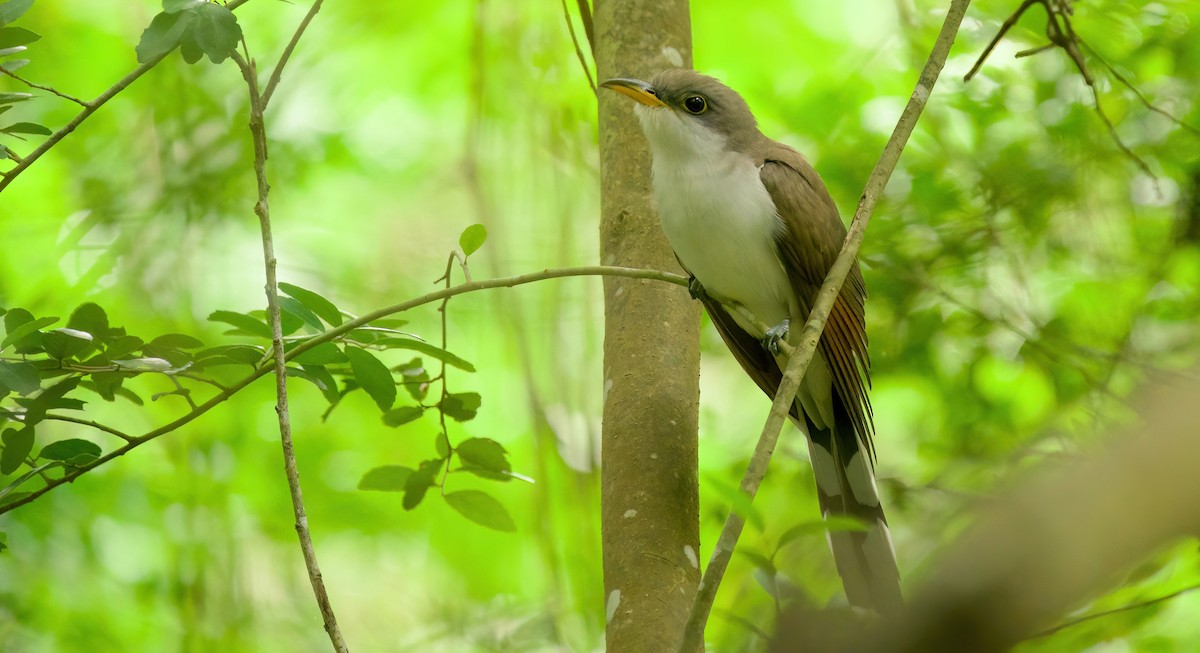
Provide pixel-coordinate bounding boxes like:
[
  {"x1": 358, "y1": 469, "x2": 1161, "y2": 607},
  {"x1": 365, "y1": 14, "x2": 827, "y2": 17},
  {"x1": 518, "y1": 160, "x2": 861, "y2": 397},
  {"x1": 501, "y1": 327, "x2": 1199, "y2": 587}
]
[{"x1": 758, "y1": 152, "x2": 876, "y2": 460}]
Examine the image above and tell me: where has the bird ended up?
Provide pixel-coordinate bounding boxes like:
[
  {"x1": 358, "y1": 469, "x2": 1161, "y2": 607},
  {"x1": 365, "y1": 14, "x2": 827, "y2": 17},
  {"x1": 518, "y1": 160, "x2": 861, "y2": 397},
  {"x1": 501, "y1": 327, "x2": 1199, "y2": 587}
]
[{"x1": 601, "y1": 69, "x2": 901, "y2": 614}]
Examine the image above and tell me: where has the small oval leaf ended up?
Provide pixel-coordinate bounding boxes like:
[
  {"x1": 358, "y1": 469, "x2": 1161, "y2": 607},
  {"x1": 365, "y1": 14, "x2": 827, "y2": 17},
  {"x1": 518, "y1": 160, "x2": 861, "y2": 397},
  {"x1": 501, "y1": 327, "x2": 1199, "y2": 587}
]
[
  {"x1": 444, "y1": 490, "x2": 515, "y2": 532},
  {"x1": 459, "y1": 224, "x2": 487, "y2": 256}
]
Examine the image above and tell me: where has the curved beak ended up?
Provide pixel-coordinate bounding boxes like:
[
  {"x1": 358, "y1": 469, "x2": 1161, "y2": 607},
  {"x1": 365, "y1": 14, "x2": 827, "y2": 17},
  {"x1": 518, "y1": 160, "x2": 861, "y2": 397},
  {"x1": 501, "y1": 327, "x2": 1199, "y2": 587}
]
[{"x1": 600, "y1": 78, "x2": 667, "y2": 108}]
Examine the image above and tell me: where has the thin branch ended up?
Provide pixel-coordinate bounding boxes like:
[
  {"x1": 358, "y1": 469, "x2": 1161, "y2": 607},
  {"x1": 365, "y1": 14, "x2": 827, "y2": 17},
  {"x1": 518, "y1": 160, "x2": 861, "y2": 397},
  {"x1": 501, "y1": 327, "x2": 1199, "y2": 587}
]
[
  {"x1": 1030, "y1": 583, "x2": 1200, "y2": 639},
  {"x1": 41, "y1": 414, "x2": 136, "y2": 443},
  {"x1": 963, "y1": 0, "x2": 1037, "y2": 82},
  {"x1": 574, "y1": 0, "x2": 595, "y2": 55},
  {"x1": 679, "y1": 0, "x2": 973, "y2": 648},
  {"x1": 0, "y1": 0, "x2": 254, "y2": 192},
  {"x1": 0, "y1": 67, "x2": 89, "y2": 107},
  {"x1": 1078, "y1": 40, "x2": 1200, "y2": 139},
  {"x1": 0, "y1": 264, "x2": 686, "y2": 515},
  {"x1": 964, "y1": 0, "x2": 1155, "y2": 176},
  {"x1": 231, "y1": 45, "x2": 348, "y2": 652},
  {"x1": 261, "y1": 0, "x2": 325, "y2": 108},
  {"x1": 560, "y1": 0, "x2": 596, "y2": 94}
]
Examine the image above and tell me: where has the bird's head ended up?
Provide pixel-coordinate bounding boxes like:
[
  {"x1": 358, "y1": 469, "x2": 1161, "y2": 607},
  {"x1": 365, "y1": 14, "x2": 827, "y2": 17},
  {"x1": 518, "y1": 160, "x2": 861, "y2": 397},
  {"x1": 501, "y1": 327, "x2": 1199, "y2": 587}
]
[{"x1": 601, "y1": 69, "x2": 761, "y2": 161}]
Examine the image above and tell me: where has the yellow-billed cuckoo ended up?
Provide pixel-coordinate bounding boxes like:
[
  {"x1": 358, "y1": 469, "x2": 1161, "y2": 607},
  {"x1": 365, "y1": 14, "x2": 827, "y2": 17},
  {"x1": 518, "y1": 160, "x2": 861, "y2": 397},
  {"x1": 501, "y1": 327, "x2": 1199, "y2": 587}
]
[{"x1": 602, "y1": 69, "x2": 901, "y2": 614}]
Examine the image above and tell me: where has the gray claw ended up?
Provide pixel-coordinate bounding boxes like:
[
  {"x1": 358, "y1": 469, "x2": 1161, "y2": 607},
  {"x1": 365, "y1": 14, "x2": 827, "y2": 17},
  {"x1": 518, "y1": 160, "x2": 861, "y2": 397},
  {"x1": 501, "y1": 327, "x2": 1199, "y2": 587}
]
[{"x1": 762, "y1": 319, "x2": 790, "y2": 355}]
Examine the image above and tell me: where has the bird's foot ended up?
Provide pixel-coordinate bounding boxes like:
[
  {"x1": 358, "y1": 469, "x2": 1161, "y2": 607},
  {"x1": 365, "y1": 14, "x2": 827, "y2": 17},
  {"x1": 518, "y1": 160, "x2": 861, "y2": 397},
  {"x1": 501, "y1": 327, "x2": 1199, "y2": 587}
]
[
  {"x1": 762, "y1": 319, "x2": 790, "y2": 355},
  {"x1": 687, "y1": 275, "x2": 708, "y2": 301}
]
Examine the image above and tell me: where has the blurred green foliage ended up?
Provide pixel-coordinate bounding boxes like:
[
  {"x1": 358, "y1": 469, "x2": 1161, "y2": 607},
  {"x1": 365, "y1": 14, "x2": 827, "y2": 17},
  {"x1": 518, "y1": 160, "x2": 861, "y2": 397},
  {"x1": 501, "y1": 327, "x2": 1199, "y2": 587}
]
[{"x1": 0, "y1": 0, "x2": 1198, "y2": 651}]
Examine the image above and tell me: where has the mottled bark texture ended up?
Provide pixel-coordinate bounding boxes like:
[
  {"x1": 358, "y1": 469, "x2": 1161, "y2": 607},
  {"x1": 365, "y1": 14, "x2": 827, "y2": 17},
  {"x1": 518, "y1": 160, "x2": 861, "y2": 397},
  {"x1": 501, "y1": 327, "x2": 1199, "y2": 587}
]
[{"x1": 594, "y1": 2, "x2": 700, "y2": 651}]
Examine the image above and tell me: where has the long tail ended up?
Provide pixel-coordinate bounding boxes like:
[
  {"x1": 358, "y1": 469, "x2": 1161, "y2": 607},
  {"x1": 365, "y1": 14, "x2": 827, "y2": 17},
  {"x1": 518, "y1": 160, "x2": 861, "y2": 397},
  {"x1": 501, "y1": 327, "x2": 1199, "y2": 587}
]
[{"x1": 801, "y1": 401, "x2": 902, "y2": 615}]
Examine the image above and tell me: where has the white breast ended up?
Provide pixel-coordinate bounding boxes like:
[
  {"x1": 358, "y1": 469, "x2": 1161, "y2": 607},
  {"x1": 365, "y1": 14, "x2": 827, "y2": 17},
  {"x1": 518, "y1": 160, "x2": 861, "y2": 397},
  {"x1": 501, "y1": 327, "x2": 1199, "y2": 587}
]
[{"x1": 636, "y1": 106, "x2": 795, "y2": 336}]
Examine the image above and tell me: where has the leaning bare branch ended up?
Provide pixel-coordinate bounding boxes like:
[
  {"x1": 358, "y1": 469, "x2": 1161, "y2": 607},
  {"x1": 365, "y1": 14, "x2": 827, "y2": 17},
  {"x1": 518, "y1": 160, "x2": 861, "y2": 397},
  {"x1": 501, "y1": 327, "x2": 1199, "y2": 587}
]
[
  {"x1": 261, "y1": 0, "x2": 325, "y2": 107},
  {"x1": 560, "y1": 0, "x2": 596, "y2": 94},
  {"x1": 0, "y1": 67, "x2": 89, "y2": 107},
  {"x1": 678, "y1": 1, "x2": 973, "y2": 650}
]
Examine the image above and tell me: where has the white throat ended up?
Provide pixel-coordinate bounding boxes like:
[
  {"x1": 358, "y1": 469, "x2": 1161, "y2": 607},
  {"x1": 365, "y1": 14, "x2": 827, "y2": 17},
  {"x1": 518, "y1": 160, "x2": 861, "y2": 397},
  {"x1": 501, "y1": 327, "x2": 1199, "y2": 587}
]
[{"x1": 634, "y1": 106, "x2": 795, "y2": 335}]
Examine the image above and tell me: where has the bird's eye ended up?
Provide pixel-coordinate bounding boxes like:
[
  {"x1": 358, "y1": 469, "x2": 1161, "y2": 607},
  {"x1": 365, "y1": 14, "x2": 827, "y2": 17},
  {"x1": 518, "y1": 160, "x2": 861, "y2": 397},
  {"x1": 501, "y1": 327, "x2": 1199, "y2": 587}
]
[{"x1": 683, "y1": 95, "x2": 707, "y2": 114}]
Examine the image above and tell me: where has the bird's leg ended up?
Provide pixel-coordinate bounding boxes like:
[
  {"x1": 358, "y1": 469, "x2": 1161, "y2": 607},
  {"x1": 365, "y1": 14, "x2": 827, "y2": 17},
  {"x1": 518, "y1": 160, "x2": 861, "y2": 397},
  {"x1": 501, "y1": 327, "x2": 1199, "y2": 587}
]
[
  {"x1": 687, "y1": 274, "x2": 708, "y2": 301},
  {"x1": 762, "y1": 319, "x2": 789, "y2": 355}
]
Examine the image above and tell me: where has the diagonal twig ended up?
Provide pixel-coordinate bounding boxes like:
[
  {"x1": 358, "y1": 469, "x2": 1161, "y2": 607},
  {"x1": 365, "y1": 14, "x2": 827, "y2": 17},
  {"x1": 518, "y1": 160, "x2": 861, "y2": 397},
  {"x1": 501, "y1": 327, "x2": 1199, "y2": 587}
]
[
  {"x1": 561, "y1": 0, "x2": 596, "y2": 94},
  {"x1": 261, "y1": 0, "x2": 325, "y2": 108},
  {"x1": 678, "y1": 1, "x2": 973, "y2": 649}
]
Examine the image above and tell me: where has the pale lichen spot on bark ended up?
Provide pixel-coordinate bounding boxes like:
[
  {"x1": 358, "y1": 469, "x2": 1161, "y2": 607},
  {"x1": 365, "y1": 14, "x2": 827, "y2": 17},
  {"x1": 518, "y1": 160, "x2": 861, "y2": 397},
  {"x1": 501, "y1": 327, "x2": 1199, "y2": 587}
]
[
  {"x1": 661, "y1": 46, "x2": 684, "y2": 67},
  {"x1": 683, "y1": 544, "x2": 698, "y2": 569},
  {"x1": 650, "y1": 453, "x2": 659, "y2": 459},
  {"x1": 624, "y1": 509, "x2": 637, "y2": 518},
  {"x1": 603, "y1": 378, "x2": 613, "y2": 403},
  {"x1": 605, "y1": 589, "x2": 622, "y2": 624}
]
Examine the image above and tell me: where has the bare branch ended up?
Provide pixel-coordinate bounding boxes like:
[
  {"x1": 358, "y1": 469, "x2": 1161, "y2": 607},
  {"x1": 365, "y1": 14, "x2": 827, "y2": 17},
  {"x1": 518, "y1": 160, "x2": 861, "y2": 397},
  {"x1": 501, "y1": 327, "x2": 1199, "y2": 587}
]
[
  {"x1": 679, "y1": 1, "x2": 973, "y2": 648},
  {"x1": 561, "y1": 0, "x2": 596, "y2": 94},
  {"x1": 1031, "y1": 583, "x2": 1200, "y2": 639},
  {"x1": 42, "y1": 413, "x2": 135, "y2": 443},
  {"x1": 0, "y1": 66, "x2": 89, "y2": 107},
  {"x1": 261, "y1": 0, "x2": 325, "y2": 108}
]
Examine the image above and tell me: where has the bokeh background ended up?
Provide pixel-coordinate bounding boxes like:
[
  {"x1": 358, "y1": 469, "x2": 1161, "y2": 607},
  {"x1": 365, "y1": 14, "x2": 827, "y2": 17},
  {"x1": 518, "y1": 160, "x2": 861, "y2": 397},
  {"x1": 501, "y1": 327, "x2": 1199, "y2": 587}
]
[{"x1": 1, "y1": 1, "x2": 1199, "y2": 651}]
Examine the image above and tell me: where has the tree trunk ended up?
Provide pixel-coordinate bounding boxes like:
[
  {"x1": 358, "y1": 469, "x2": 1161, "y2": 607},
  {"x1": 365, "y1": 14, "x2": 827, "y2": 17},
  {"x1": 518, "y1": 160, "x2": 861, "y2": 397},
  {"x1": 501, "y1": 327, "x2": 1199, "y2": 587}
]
[{"x1": 594, "y1": 2, "x2": 700, "y2": 651}]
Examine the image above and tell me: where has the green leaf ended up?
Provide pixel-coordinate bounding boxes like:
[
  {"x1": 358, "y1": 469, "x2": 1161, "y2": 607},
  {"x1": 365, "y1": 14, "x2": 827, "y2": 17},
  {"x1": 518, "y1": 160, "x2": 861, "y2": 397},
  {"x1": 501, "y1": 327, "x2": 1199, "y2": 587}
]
[
  {"x1": 459, "y1": 224, "x2": 487, "y2": 256},
  {"x1": 163, "y1": 0, "x2": 207, "y2": 13},
  {"x1": 150, "y1": 333, "x2": 204, "y2": 349},
  {"x1": 376, "y1": 338, "x2": 475, "y2": 372},
  {"x1": 440, "y1": 392, "x2": 481, "y2": 422},
  {"x1": 403, "y1": 458, "x2": 444, "y2": 510},
  {"x1": 0, "y1": 531, "x2": 7, "y2": 553},
  {"x1": 178, "y1": 31, "x2": 203, "y2": 64},
  {"x1": 289, "y1": 341, "x2": 346, "y2": 365},
  {"x1": 775, "y1": 516, "x2": 868, "y2": 552},
  {"x1": 17, "y1": 377, "x2": 80, "y2": 424},
  {"x1": 357, "y1": 465, "x2": 413, "y2": 492},
  {"x1": 444, "y1": 490, "x2": 516, "y2": 532},
  {"x1": 278, "y1": 296, "x2": 324, "y2": 332},
  {"x1": 0, "y1": 426, "x2": 33, "y2": 474},
  {"x1": 0, "y1": 361, "x2": 38, "y2": 395},
  {"x1": 1, "y1": 121, "x2": 49, "y2": 136},
  {"x1": 300, "y1": 364, "x2": 341, "y2": 405},
  {"x1": 345, "y1": 347, "x2": 395, "y2": 412},
  {"x1": 0, "y1": 58, "x2": 29, "y2": 72},
  {"x1": 279, "y1": 283, "x2": 343, "y2": 327},
  {"x1": 67, "y1": 303, "x2": 109, "y2": 340},
  {"x1": 2, "y1": 315, "x2": 57, "y2": 350},
  {"x1": 0, "y1": 92, "x2": 31, "y2": 105},
  {"x1": 208, "y1": 310, "x2": 271, "y2": 338},
  {"x1": 39, "y1": 438, "x2": 101, "y2": 462},
  {"x1": 190, "y1": 3, "x2": 241, "y2": 64},
  {"x1": 399, "y1": 358, "x2": 430, "y2": 401},
  {"x1": 135, "y1": 10, "x2": 192, "y2": 64},
  {"x1": 435, "y1": 430, "x2": 450, "y2": 457},
  {"x1": 456, "y1": 438, "x2": 510, "y2": 477},
  {"x1": 382, "y1": 405, "x2": 424, "y2": 427},
  {"x1": 104, "y1": 335, "x2": 144, "y2": 359},
  {"x1": 0, "y1": 26, "x2": 37, "y2": 49},
  {"x1": 42, "y1": 328, "x2": 92, "y2": 360},
  {"x1": 0, "y1": 0, "x2": 35, "y2": 28},
  {"x1": 195, "y1": 344, "x2": 262, "y2": 365}
]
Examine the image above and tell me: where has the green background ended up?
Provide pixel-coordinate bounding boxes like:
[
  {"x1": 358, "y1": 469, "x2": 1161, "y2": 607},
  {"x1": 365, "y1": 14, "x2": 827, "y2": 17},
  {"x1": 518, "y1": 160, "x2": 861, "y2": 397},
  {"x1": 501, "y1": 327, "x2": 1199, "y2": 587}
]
[{"x1": 2, "y1": 1, "x2": 1199, "y2": 651}]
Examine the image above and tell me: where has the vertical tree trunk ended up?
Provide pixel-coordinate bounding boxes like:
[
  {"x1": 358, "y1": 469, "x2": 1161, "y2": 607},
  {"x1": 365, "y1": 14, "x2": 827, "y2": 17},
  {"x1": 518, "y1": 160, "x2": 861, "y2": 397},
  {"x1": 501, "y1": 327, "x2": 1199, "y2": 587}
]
[{"x1": 594, "y1": 2, "x2": 700, "y2": 651}]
